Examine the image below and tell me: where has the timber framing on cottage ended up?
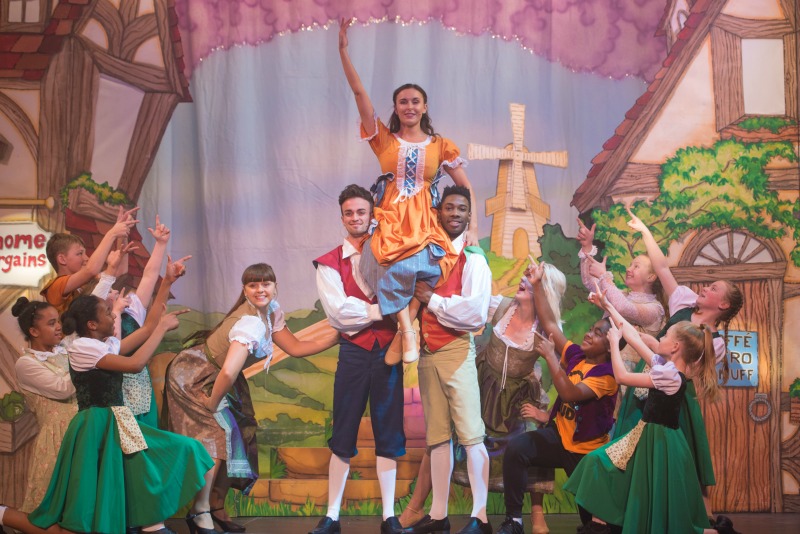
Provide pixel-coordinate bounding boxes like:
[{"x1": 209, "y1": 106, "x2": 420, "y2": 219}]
[{"x1": 571, "y1": 0, "x2": 799, "y2": 213}]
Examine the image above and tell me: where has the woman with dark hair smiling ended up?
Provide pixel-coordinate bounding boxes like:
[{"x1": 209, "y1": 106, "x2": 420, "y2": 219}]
[
  {"x1": 166, "y1": 263, "x2": 339, "y2": 534},
  {"x1": 338, "y1": 18, "x2": 479, "y2": 366}
]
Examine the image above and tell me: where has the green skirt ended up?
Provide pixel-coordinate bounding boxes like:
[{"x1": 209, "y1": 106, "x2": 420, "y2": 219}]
[
  {"x1": 564, "y1": 423, "x2": 708, "y2": 533},
  {"x1": 29, "y1": 406, "x2": 214, "y2": 533},
  {"x1": 614, "y1": 361, "x2": 715, "y2": 486}
]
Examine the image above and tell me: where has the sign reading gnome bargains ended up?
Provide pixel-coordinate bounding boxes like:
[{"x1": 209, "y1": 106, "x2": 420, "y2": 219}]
[{"x1": 0, "y1": 221, "x2": 52, "y2": 287}]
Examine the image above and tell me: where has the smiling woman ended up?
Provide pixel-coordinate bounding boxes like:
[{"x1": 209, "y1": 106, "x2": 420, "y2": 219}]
[
  {"x1": 164, "y1": 263, "x2": 339, "y2": 534},
  {"x1": 337, "y1": 18, "x2": 482, "y2": 366}
]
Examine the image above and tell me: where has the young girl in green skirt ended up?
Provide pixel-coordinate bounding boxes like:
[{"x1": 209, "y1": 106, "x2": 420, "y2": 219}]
[
  {"x1": 563, "y1": 295, "x2": 739, "y2": 534},
  {"x1": 1, "y1": 294, "x2": 214, "y2": 534}
]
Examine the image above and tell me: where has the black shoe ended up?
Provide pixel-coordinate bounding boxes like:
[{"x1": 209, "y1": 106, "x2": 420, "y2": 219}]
[
  {"x1": 401, "y1": 514, "x2": 451, "y2": 534},
  {"x1": 211, "y1": 507, "x2": 246, "y2": 533},
  {"x1": 497, "y1": 516, "x2": 524, "y2": 534},
  {"x1": 382, "y1": 516, "x2": 404, "y2": 534},
  {"x1": 185, "y1": 511, "x2": 226, "y2": 534},
  {"x1": 456, "y1": 517, "x2": 491, "y2": 534},
  {"x1": 713, "y1": 515, "x2": 741, "y2": 534},
  {"x1": 309, "y1": 516, "x2": 341, "y2": 534}
]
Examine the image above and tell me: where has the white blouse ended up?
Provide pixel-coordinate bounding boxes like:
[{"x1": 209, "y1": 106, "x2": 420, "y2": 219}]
[
  {"x1": 649, "y1": 354, "x2": 682, "y2": 395},
  {"x1": 68, "y1": 337, "x2": 121, "y2": 372}
]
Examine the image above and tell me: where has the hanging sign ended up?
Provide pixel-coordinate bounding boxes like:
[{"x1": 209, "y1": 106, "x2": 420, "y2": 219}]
[
  {"x1": 0, "y1": 221, "x2": 52, "y2": 287},
  {"x1": 719, "y1": 330, "x2": 758, "y2": 387}
]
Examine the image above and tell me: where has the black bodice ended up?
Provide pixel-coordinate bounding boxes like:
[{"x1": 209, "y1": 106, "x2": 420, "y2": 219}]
[
  {"x1": 641, "y1": 373, "x2": 686, "y2": 429},
  {"x1": 69, "y1": 366, "x2": 124, "y2": 411}
]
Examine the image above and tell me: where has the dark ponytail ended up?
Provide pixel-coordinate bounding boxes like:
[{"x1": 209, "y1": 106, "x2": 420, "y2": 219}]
[{"x1": 61, "y1": 295, "x2": 102, "y2": 338}]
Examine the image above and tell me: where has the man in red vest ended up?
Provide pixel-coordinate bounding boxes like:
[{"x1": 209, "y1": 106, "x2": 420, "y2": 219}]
[
  {"x1": 402, "y1": 185, "x2": 493, "y2": 534},
  {"x1": 311, "y1": 184, "x2": 405, "y2": 534}
]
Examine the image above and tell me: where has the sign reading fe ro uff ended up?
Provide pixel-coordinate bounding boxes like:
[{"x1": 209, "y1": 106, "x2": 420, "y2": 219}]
[
  {"x1": 0, "y1": 221, "x2": 52, "y2": 287},
  {"x1": 720, "y1": 330, "x2": 758, "y2": 387}
]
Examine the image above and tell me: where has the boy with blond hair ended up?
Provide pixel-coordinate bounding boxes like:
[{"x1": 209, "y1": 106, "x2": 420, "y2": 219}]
[{"x1": 41, "y1": 207, "x2": 138, "y2": 312}]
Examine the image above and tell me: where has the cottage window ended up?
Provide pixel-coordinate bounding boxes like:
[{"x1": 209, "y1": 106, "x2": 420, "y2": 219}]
[
  {"x1": 2, "y1": 0, "x2": 50, "y2": 31},
  {"x1": 741, "y1": 39, "x2": 785, "y2": 116}
]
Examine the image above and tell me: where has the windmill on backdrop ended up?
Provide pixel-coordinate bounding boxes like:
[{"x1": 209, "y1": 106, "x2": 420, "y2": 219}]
[{"x1": 469, "y1": 103, "x2": 568, "y2": 259}]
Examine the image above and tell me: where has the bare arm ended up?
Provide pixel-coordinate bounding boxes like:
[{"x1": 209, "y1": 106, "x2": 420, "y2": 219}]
[
  {"x1": 338, "y1": 18, "x2": 376, "y2": 137},
  {"x1": 136, "y1": 215, "x2": 171, "y2": 308},
  {"x1": 627, "y1": 207, "x2": 678, "y2": 297},
  {"x1": 536, "y1": 333, "x2": 597, "y2": 403},
  {"x1": 272, "y1": 324, "x2": 340, "y2": 357},
  {"x1": 526, "y1": 262, "x2": 568, "y2": 353},
  {"x1": 206, "y1": 342, "x2": 250, "y2": 411},
  {"x1": 62, "y1": 207, "x2": 139, "y2": 295},
  {"x1": 590, "y1": 287, "x2": 655, "y2": 367},
  {"x1": 608, "y1": 323, "x2": 654, "y2": 389},
  {"x1": 96, "y1": 313, "x2": 182, "y2": 373}
]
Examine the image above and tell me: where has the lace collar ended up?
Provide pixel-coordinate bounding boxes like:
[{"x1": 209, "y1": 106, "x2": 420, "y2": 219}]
[{"x1": 23, "y1": 345, "x2": 68, "y2": 362}]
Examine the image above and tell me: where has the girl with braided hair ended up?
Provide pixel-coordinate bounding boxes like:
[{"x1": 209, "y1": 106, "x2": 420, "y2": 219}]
[{"x1": 614, "y1": 208, "x2": 744, "y2": 528}]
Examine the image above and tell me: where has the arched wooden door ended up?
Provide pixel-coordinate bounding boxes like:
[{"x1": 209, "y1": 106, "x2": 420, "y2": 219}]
[
  {"x1": 672, "y1": 229, "x2": 785, "y2": 512},
  {"x1": 512, "y1": 227, "x2": 530, "y2": 259}
]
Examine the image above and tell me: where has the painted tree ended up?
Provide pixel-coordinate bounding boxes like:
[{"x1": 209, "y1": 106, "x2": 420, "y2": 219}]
[{"x1": 591, "y1": 138, "x2": 800, "y2": 280}]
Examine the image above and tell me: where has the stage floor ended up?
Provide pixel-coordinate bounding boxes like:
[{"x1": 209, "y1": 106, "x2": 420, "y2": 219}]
[{"x1": 166, "y1": 513, "x2": 799, "y2": 533}]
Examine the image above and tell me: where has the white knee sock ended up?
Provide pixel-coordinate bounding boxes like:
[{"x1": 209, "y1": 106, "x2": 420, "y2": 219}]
[
  {"x1": 326, "y1": 454, "x2": 350, "y2": 521},
  {"x1": 465, "y1": 442, "x2": 490, "y2": 522},
  {"x1": 429, "y1": 441, "x2": 454, "y2": 520},
  {"x1": 376, "y1": 456, "x2": 398, "y2": 520},
  {"x1": 0, "y1": 505, "x2": 6, "y2": 526}
]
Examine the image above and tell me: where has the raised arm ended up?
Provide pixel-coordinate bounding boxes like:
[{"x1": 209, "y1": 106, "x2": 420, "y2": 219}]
[
  {"x1": 536, "y1": 332, "x2": 597, "y2": 403},
  {"x1": 590, "y1": 285, "x2": 655, "y2": 367},
  {"x1": 62, "y1": 207, "x2": 139, "y2": 295},
  {"x1": 576, "y1": 219, "x2": 599, "y2": 291},
  {"x1": 136, "y1": 215, "x2": 170, "y2": 308},
  {"x1": 526, "y1": 262, "x2": 568, "y2": 353},
  {"x1": 118, "y1": 255, "x2": 189, "y2": 355},
  {"x1": 96, "y1": 311, "x2": 184, "y2": 373},
  {"x1": 339, "y1": 18, "x2": 376, "y2": 136},
  {"x1": 607, "y1": 322, "x2": 654, "y2": 389},
  {"x1": 627, "y1": 207, "x2": 678, "y2": 297}
]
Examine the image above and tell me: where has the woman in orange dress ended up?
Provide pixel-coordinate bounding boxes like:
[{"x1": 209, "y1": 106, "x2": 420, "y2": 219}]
[{"x1": 338, "y1": 18, "x2": 479, "y2": 364}]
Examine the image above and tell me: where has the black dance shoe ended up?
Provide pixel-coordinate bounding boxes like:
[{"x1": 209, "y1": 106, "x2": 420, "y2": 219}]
[
  {"x1": 713, "y1": 515, "x2": 741, "y2": 534},
  {"x1": 401, "y1": 514, "x2": 451, "y2": 534},
  {"x1": 382, "y1": 516, "x2": 405, "y2": 534},
  {"x1": 185, "y1": 511, "x2": 226, "y2": 534},
  {"x1": 455, "y1": 517, "x2": 492, "y2": 534},
  {"x1": 309, "y1": 516, "x2": 341, "y2": 534},
  {"x1": 210, "y1": 508, "x2": 246, "y2": 532},
  {"x1": 497, "y1": 516, "x2": 524, "y2": 534}
]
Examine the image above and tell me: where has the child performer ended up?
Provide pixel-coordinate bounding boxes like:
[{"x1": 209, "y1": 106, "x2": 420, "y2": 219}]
[
  {"x1": 576, "y1": 218, "x2": 665, "y2": 380},
  {"x1": 338, "y1": 18, "x2": 479, "y2": 364},
  {"x1": 616, "y1": 208, "x2": 743, "y2": 525},
  {"x1": 41, "y1": 206, "x2": 138, "y2": 313},
  {"x1": 12, "y1": 298, "x2": 77, "y2": 513},
  {"x1": 21, "y1": 294, "x2": 212, "y2": 534},
  {"x1": 563, "y1": 295, "x2": 739, "y2": 534},
  {"x1": 496, "y1": 262, "x2": 618, "y2": 534}
]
